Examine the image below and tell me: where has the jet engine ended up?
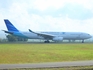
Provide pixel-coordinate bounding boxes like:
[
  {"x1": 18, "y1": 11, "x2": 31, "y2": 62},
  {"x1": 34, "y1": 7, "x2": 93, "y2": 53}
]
[{"x1": 52, "y1": 37, "x2": 63, "y2": 41}]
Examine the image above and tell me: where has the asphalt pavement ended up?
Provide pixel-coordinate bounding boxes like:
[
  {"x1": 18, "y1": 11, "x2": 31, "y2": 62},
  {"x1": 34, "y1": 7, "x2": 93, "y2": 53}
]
[{"x1": 0, "y1": 60, "x2": 93, "y2": 69}]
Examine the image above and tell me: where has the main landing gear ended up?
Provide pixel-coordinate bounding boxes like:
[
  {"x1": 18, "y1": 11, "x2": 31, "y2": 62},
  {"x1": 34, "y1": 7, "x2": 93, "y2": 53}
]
[
  {"x1": 82, "y1": 40, "x2": 84, "y2": 43},
  {"x1": 44, "y1": 40, "x2": 50, "y2": 43}
]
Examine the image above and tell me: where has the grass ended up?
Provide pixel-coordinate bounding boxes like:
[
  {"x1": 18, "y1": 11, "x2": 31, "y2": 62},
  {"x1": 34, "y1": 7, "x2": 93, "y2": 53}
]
[{"x1": 0, "y1": 43, "x2": 93, "y2": 64}]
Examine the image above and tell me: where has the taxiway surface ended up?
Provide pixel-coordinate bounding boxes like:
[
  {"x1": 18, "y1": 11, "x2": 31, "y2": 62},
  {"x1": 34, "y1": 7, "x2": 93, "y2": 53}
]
[{"x1": 0, "y1": 60, "x2": 93, "y2": 69}]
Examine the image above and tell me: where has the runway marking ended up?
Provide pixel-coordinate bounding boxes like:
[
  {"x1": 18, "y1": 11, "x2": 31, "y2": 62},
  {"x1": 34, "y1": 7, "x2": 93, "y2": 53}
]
[{"x1": 0, "y1": 60, "x2": 93, "y2": 69}]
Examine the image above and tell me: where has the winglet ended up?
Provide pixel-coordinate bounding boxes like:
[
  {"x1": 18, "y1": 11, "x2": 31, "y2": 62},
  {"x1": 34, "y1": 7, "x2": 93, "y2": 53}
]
[
  {"x1": 29, "y1": 29, "x2": 35, "y2": 33},
  {"x1": 29, "y1": 29, "x2": 32, "y2": 32}
]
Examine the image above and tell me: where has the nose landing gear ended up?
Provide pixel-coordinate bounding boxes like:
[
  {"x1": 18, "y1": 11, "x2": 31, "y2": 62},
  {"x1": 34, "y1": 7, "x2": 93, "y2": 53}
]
[{"x1": 82, "y1": 40, "x2": 84, "y2": 43}]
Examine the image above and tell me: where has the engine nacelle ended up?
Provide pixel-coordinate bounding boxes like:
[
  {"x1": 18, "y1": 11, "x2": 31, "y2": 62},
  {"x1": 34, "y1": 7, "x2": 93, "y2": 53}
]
[{"x1": 52, "y1": 37, "x2": 63, "y2": 41}]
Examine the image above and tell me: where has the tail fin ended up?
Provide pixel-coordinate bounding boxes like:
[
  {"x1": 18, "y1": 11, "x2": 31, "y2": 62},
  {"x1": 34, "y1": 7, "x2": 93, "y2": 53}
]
[{"x1": 4, "y1": 19, "x2": 19, "y2": 32}]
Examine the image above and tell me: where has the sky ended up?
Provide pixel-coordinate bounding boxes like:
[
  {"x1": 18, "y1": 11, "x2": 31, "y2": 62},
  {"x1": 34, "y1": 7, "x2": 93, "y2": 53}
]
[{"x1": 0, "y1": 0, "x2": 93, "y2": 38}]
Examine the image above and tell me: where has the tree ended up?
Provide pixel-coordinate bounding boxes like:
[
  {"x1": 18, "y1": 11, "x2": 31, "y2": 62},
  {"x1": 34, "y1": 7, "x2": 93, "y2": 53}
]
[
  {"x1": 6, "y1": 35, "x2": 17, "y2": 42},
  {"x1": 6, "y1": 34, "x2": 28, "y2": 42},
  {"x1": 17, "y1": 37, "x2": 28, "y2": 41}
]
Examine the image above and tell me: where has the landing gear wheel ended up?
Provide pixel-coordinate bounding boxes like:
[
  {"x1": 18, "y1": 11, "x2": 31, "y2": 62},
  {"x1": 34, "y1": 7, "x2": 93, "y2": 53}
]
[
  {"x1": 82, "y1": 40, "x2": 84, "y2": 43},
  {"x1": 44, "y1": 40, "x2": 50, "y2": 43}
]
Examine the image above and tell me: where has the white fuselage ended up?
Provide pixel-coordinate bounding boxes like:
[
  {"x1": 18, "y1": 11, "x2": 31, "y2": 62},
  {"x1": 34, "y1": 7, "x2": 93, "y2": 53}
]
[{"x1": 14, "y1": 31, "x2": 92, "y2": 41}]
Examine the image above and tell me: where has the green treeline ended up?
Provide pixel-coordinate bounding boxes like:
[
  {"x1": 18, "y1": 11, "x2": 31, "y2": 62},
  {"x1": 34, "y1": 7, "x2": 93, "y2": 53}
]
[{"x1": 6, "y1": 34, "x2": 28, "y2": 42}]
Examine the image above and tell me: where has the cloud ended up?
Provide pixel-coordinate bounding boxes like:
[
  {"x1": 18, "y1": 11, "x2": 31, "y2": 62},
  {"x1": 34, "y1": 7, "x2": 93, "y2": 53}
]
[
  {"x1": 33, "y1": 0, "x2": 93, "y2": 11},
  {"x1": 0, "y1": 0, "x2": 93, "y2": 39},
  {"x1": 59, "y1": 3, "x2": 93, "y2": 20},
  {"x1": 33, "y1": 0, "x2": 66, "y2": 11}
]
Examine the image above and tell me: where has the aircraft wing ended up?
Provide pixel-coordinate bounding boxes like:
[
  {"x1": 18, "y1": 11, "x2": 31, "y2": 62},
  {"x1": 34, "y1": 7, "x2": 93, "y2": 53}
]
[{"x1": 29, "y1": 29, "x2": 55, "y2": 39}]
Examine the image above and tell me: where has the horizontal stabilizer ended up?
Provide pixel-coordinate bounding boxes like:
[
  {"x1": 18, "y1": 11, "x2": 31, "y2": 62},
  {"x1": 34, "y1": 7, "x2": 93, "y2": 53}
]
[{"x1": 2, "y1": 30, "x2": 13, "y2": 34}]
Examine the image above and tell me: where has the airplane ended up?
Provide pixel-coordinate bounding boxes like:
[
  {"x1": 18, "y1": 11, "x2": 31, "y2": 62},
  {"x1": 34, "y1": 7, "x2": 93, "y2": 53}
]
[{"x1": 3, "y1": 19, "x2": 92, "y2": 43}]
